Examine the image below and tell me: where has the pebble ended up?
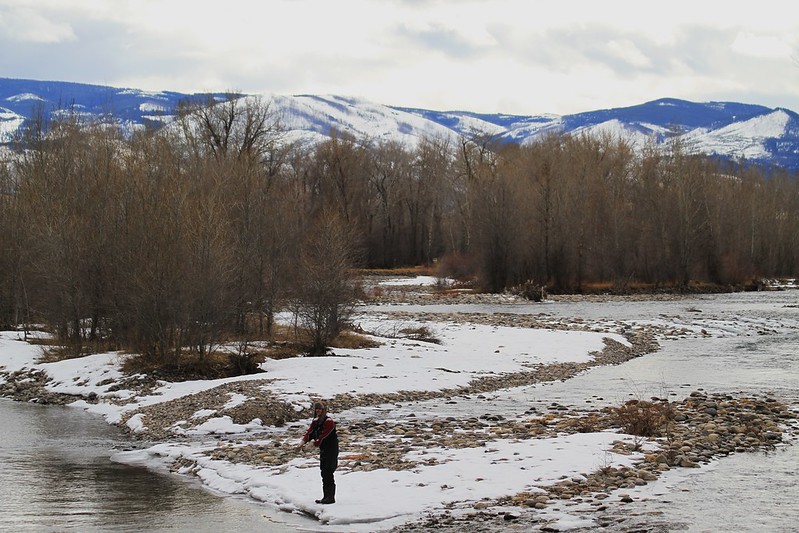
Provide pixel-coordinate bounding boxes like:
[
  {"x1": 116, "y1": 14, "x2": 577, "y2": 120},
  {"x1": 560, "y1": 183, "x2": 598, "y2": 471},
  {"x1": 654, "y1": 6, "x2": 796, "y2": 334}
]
[{"x1": 2, "y1": 289, "x2": 797, "y2": 533}]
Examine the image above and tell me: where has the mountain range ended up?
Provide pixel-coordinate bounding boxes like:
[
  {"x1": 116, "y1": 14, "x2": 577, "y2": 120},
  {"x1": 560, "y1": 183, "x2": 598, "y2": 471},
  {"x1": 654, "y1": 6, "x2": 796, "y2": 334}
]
[{"x1": 2, "y1": 77, "x2": 799, "y2": 172}]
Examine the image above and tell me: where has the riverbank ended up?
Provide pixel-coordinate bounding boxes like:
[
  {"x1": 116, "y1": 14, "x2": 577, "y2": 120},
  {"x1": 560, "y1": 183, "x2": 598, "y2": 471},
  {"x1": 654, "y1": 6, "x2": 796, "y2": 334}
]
[{"x1": 1, "y1": 281, "x2": 798, "y2": 531}]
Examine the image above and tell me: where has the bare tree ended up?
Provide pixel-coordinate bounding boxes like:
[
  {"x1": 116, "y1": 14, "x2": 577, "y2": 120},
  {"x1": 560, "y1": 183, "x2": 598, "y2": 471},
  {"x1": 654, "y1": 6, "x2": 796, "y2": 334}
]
[
  {"x1": 292, "y1": 211, "x2": 359, "y2": 355},
  {"x1": 0, "y1": 152, "x2": 22, "y2": 328}
]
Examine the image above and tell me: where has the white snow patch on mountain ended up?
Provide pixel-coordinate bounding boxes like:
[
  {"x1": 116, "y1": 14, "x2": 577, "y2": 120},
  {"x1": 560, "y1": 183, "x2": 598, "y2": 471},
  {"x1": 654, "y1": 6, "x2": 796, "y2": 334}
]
[
  {"x1": 142, "y1": 114, "x2": 175, "y2": 123},
  {"x1": 638, "y1": 122, "x2": 671, "y2": 136},
  {"x1": 140, "y1": 102, "x2": 167, "y2": 113},
  {"x1": 571, "y1": 119, "x2": 655, "y2": 150},
  {"x1": 118, "y1": 89, "x2": 168, "y2": 99},
  {"x1": 5, "y1": 93, "x2": 45, "y2": 103},
  {"x1": 442, "y1": 114, "x2": 508, "y2": 137},
  {"x1": 685, "y1": 110, "x2": 790, "y2": 159},
  {"x1": 0, "y1": 108, "x2": 25, "y2": 141},
  {"x1": 507, "y1": 118, "x2": 564, "y2": 143},
  {"x1": 271, "y1": 94, "x2": 459, "y2": 148},
  {"x1": 723, "y1": 110, "x2": 789, "y2": 138}
]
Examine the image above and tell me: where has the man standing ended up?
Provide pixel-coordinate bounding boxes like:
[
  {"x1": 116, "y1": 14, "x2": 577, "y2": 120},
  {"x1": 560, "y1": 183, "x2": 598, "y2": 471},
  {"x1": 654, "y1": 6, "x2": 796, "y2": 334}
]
[{"x1": 299, "y1": 401, "x2": 339, "y2": 504}]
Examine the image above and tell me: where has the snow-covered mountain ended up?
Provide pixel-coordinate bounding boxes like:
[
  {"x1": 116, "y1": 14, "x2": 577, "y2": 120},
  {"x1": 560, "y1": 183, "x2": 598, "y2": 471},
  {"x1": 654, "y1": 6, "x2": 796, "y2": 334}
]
[
  {"x1": 396, "y1": 98, "x2": 799, "y2": 171},
  {"x1": 0, "y1": 77, "x2": 231, "y2": 140},
  {"x1": 2, "y1": 77, "x2": 799, "y2": 172}
]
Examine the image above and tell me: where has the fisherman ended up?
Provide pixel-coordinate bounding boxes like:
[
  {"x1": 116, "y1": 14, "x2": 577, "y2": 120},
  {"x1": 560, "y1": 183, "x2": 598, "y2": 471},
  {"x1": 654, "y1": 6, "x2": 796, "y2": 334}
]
[{"x1": 298, "y1": 401, "x2": 339, "y2": 504}]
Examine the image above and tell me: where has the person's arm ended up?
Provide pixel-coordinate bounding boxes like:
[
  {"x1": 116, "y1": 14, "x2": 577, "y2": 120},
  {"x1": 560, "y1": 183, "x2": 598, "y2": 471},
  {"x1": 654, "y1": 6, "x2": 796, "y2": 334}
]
[{"x1": 299, "y1": 421, "x2": 314, "y2": 448}]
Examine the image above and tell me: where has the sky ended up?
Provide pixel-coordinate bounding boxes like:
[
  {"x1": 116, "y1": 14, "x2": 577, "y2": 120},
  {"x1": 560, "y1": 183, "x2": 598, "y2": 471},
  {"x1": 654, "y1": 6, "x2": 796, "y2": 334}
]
[{"x1": 1, "y1": 0, "x2": 798, "y2": 115}]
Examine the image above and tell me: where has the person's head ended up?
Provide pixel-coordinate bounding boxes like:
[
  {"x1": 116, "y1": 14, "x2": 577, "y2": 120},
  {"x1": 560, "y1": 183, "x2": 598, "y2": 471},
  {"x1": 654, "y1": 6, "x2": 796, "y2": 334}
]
[{"x1": 313, "y1": 402, "x2": 326, "y2": 416}]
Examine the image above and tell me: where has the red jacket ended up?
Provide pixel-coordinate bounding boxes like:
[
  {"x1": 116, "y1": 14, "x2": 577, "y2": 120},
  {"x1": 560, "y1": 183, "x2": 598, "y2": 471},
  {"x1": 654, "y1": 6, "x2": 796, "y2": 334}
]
[{"x1": 303, "y1": 415, "x2": 337, "y2": 449}]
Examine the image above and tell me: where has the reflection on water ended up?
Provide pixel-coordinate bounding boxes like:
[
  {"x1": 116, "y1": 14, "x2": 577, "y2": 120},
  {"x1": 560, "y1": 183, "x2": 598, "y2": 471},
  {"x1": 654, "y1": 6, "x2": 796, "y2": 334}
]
[{"x1": 0, "y1": 400, "x2": 296, "y2": 533}]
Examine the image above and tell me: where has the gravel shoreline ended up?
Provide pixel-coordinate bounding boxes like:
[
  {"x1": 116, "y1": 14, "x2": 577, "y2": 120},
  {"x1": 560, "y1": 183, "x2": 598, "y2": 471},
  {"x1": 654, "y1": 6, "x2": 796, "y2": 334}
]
[{"x1": 2, "y1": 289, "x2": 798, "y2": 532}]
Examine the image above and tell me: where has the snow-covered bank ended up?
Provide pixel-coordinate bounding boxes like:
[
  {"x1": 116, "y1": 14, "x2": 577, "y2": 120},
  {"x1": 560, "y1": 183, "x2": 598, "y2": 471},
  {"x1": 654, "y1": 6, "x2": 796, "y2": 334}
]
[{"x1": 2, "y1": 284, "x2": 798, "y2": 532}]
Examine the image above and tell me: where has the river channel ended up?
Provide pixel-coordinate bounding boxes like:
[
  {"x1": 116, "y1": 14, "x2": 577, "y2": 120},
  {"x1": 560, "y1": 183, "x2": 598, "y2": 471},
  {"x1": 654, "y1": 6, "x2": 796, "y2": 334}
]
[
  {"x1": 1, "y1": 290, "x2": 798, "y2": 532},
  {"x1": 388, "y1": 290, "x2": 799, "y2": 532},
  {"x1": 0, "y1": 399, "x2": 298, "y2": 533}
]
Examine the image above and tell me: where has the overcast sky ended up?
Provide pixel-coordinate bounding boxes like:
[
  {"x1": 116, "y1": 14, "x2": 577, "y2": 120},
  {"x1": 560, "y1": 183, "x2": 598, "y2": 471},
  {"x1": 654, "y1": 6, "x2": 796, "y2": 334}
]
[{"x1": 1, "y1": 0, "x2": 798, "y2": 115}]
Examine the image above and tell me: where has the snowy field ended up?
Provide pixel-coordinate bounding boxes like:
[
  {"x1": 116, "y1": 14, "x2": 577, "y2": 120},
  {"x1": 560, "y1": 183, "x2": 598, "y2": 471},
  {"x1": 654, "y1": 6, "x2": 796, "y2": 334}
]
[{"x1": 1, "y1": 278, "x2": 798, "y2": 532}]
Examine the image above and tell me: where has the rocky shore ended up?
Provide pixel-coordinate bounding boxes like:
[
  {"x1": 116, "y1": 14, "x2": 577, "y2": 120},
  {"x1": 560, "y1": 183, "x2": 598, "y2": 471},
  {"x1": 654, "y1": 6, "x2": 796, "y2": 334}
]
[
  {"x1": 2, "y1": 288, "x2": 798, "y2": 532},
  {"x1": 389, "y1": 392, "x2": 797, "y2": 532}
]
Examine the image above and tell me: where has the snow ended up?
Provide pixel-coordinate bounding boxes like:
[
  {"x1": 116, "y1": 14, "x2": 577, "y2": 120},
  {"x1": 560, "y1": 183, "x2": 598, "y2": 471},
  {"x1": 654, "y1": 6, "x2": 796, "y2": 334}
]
[
  {"x1": 117, "y1": 88, "x2": 167, "y2": 98},
  {"x1": 1, "y1": 80, "x2": 796, "y2": 170},
  {"x1": 126, "y1": 413, "x2": 147, "y2": 433},
  {"x1": 158, "y1": 432, "x2": 646, "y2": 529},
  {"x1": 444, "y1": 113, "x2": 508, "y2": 137},
  {"x1": 261, "y1": 318, "x2": 614, "y2": 406},
  {"x1": 269, "y1": 94, "x2": 461, "y2": 148},
  {"x1": 139, "y1": 102, "x2": 167, "y2": 113},
  {"x1": 0, "y1": 107, "x2": 25, "y2": 140},
  {"x1": 0, "y1": 310, "x2": 638, "y2": 532},
  {"x1": 142, "y1": 113, "x2": 174, "y2": 123},
  {"x1": 683, "y1": 110, "x2": 790, "y2": 159},
  {"x1": 2, "y1": 286, "x2": 795, "y2": 531},
  {"x1": 4, "y1": 92, "x2": 45, "y2": 102},
  {"x1": 189, "y1": 415, "x2": 263, "y2": 435},
  {"x1": 376, "y1": 275, "x2": 440, "y2": 287},
  {"x1": 573, "y1": 119, "x2": 655, "y2": 150},
  {"x1": 110, "y1": 431, "x2": 648, "y2": 532},
  {"x1": 507, "y1": 116, "x2": 564, "y2": 143}
]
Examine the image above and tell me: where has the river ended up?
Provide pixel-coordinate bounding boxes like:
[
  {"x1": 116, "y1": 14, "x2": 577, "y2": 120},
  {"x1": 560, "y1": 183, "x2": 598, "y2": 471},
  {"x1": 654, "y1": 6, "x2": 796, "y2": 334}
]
[
  {"x1": 376, "y1": 290, "x2": 799, "y2": 532},
  {"x1": 1, "y1": 291, "x2": 797, "y2": 532},
  {"x1": 0, "y1": 399, "x2": 297, "y2": 533}
]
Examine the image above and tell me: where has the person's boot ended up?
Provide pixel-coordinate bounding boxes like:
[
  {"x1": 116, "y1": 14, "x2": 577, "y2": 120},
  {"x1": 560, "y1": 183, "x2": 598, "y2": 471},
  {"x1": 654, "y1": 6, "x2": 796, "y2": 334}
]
[{"x1": 317, "y1": 482, "x2": 335, "y2": 504}]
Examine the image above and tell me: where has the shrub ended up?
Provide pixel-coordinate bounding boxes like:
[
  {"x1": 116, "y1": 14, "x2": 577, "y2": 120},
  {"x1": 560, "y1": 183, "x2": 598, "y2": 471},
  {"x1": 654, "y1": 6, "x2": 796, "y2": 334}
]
[
  {"x1": 435, "y1": 252, "x2": 478, "y2": 283},
  {"x1": 397, "y1": 326, "x2": 441, "y2": 344},
  {"x1": 612, "y1": 399, "x2": 673, "y2": 437},
  {"x1": 510, "y1": 281, "x2": 546, "y2": 301}
]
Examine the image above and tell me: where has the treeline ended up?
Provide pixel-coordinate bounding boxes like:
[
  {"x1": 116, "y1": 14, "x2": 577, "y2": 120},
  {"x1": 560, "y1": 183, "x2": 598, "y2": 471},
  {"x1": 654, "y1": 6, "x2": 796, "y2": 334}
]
[{"x1": 1, "y1": 96, "x2": 797, "y2": 362}]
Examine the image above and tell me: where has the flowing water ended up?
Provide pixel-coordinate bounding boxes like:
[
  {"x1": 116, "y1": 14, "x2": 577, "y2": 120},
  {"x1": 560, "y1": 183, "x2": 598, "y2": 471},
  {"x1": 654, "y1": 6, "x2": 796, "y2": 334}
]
[
  {"x1": 386, "y1": 290, "x2": 799, "y2": 532},
  {"x1": 1, "y1": 291, "x2": 797, "y2": 532},
  {"x1": 0, "y1": 399, "x2": 298, "y2": 533}
]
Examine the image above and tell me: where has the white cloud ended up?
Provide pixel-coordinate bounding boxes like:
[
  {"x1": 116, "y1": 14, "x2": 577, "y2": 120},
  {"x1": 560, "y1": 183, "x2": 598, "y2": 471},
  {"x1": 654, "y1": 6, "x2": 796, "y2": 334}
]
[
  {"x1": 0, "y1": 5, "x2": 75, "y2": 43},
  {"x1": 607, "y1": 39, "x2": 652, "y2": 69},
  {"x1": 731, "y1": 32, "x2": 795, "y2": 59},
  {"x1": 1, "y1": 0, "x2": 798, "y2": 115}
]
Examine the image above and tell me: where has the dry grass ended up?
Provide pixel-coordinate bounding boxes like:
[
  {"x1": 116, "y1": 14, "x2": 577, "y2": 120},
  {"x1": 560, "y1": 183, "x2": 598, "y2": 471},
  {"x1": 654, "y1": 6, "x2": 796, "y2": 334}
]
[
  {"x1": 397, "y1": 326, "x2": 441, "y2": 344},
  {"x1": 331, "y1": 330, "x2": 382, "y2": 350},
  {"x1": 612, "y1": 399, "x2": 674, "y2": 437},
  {"x1": 356, "y1": 265, "x2": 436, "y2": 277},
  {"x1": 38, "y1": 338, "x2": 120, "y2": 362},
  {"x1": 122, "y1": 349, "x2": 244, "y2": 381}
]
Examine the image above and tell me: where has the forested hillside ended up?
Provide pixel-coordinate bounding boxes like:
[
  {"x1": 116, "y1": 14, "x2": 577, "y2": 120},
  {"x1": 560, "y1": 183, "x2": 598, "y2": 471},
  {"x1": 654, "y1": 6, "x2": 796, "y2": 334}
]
[{"x1": 1, "y1": 97, "x2": 797, "y2": 364}]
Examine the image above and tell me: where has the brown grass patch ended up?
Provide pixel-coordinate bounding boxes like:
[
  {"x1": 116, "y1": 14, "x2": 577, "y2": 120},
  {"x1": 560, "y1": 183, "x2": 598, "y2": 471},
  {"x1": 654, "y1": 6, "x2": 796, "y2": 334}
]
[
  {"x1": 121, "y1": 349, "x2": 248, "y2": 381},
  {"x1": 38, "y1": 338, "x2": 121, "y2": 362},
  {"x1": 331, "y1": 330, "x2": 382, "y2": 349},
  {"x1": 357, "y1": 265, "x2": 436, "y2": 277},
  {"x1": 397, "y1": 326, "x2": 441, "y2": 344},
  {"x1": 260, "y1": 342, "x2": 303, "y2": 360},
  {"x1": 612, "y1": 399, "x2": 674, "y2": 437}
]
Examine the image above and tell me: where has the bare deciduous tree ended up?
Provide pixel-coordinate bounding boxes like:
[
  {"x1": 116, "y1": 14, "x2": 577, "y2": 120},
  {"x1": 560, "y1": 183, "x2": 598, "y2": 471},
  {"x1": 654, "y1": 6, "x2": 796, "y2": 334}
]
[{"x1": 292, "y1": 211, "x2": 359, "y2": 355}]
